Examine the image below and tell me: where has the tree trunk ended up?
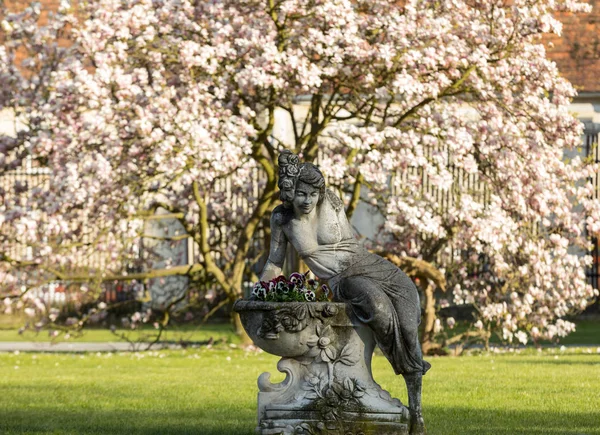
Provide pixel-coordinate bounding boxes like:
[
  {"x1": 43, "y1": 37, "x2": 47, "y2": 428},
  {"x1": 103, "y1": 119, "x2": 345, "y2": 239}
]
[
  {"x1": 420, "y1": 282, "x2": 439, "y2": 355},
  {"x1": 232, "y1": 310, "x2": 252, "y2": 346}
]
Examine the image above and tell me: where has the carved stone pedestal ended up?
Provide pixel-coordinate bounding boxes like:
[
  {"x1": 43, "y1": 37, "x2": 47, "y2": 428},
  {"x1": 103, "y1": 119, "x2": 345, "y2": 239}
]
[{"x1": 233, "y1": 301, "x2": 411, "y2": 435}]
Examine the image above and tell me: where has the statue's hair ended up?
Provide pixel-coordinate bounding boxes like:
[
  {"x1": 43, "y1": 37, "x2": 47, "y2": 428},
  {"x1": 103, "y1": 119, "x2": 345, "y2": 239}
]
[{"x1": 278, "y1": 151, "x2": 326, "y2": 208}]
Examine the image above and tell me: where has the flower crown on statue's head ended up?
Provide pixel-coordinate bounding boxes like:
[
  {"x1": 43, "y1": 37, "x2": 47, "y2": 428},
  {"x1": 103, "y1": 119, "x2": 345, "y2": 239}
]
[
  {"x1": 278, "y1": 150, "x2": 300, "y2": 205},
  {"x1": 277, "y1": 150, "x2": 326, "y2": 208}
]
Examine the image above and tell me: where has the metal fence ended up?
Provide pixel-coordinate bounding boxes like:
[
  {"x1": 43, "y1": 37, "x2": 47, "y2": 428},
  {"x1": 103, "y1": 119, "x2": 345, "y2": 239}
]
[
  {"x1": 585, "y1": 127, "x2": 600, "y2": 292},
  {"x1": 0, "y1": 164, "x2": 50, "y2": 262}
]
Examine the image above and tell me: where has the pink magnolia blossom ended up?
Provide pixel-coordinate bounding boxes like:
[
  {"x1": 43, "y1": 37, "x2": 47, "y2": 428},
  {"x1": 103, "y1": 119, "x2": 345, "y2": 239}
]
[{"x1": 0, "y1": 0, "x2": 597, "y2": 344}]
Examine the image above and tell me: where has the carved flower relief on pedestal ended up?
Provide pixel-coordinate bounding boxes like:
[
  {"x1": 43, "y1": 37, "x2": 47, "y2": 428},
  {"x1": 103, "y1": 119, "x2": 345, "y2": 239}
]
[
  {"x1": 258, "y1": 314, "x2": 285, "y2": 339},
  {"x1": 300, "y1": 323, "x2": 361, "y2": 386},
  {"x1": 323, "y1": 377, "x2": 366, "y2": 406},
  {"x1": 257, "y1": 305, "x2": 308, "y2": 340},
  {"x1": 295, "y1": 366, "x2": 370, "y2": 406},
  {"x1": 257, "y1": 303, "x2": 339, "y2": 340},
  {"x1": 300, "y1": 370, "x2": 329, "y2": 399},
  {"x1": 295, "y1": 322, "x2": 367, "y2": 410},
  {"x1": 295, "y1": 367, "x2": 369, "y2": 423},
  {"x1": 303, "y1": 324, "x2": 361, "y2": 367},
  {"x1": 305, "y1": 324, "x2": 337, "y2": 363},
  {"x1": 279, "y1": 308, "x2": 308, "y2": 331},
  {"x1": 318, "y1": 303, "x2": 338, "y2": 318}
]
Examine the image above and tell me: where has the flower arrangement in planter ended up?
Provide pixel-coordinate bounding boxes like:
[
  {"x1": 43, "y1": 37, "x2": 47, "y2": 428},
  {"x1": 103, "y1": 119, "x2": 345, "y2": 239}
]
[{"x1": 251, "y1": 272, "x2": 331, "y2": 302}]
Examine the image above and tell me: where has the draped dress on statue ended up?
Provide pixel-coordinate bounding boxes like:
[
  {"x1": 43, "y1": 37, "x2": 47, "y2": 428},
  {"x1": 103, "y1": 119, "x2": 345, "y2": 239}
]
[{"x1": 298, "y1": 238, "x2": 431, "y2": 376}]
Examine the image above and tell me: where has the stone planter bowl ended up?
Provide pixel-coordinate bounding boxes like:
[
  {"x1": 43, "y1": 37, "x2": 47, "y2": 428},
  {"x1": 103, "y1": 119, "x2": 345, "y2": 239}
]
[{"x1": 233, "y1": 300, "x2": 350, "y2": 357}]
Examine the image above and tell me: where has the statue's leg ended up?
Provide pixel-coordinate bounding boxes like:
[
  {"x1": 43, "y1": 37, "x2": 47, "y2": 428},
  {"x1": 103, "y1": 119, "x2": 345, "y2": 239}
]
[
  {"x1": 337, "y1": 276, "x2": 396, "y2": 339},
  {"x1": 339, "y1": 276, "x2": 426, "y2": 434},
  {"x1": 404, "y1": 371, "x2": 425, "y2": 435},
  {"x1": 391, "y1": 290, "x2": 427, "y2": 434}
]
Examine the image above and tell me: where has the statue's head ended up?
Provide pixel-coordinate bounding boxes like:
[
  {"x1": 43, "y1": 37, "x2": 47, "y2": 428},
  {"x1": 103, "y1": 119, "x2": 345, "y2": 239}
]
[{"x1": 278, "y1": 151, "x2": 325, "y2": 211}]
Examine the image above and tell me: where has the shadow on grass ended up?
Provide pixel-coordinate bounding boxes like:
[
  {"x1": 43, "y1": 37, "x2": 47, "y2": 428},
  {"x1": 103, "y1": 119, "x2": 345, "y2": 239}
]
[
  {"x1": 1, "y1": 406, "x2": 599, "y2": 435},
  {"x1": 426, "y1": 406, "x2": 600, "y2": 435},
  {"x1": 502, "y1": 355, "x2": 600, "y2": 366},
  {"x1": 0, "y1": 408, "x2": 255, "y2": 435}
]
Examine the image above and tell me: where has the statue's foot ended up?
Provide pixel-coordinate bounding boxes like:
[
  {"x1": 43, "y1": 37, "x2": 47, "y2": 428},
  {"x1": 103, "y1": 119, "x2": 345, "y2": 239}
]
[{"x1": 409, "y1": 413, "x2": 425, "y2": 435}]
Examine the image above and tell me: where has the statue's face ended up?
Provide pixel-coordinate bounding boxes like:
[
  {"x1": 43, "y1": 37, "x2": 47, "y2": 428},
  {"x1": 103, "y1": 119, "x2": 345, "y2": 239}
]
[{"x1": 293, "y1": 181, "x2": 320, "y2": 215}]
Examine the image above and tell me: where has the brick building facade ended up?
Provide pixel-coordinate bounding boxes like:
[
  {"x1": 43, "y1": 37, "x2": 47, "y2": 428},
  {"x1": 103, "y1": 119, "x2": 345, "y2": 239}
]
[{"x1": 546, "y1": 1, "x2": 600, "y2": 94}]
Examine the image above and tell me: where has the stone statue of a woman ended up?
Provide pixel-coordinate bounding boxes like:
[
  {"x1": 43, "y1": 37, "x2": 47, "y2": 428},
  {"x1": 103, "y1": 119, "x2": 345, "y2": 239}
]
[{"x1": 260, "y1": 150, "x2": 430, "y2": 435}]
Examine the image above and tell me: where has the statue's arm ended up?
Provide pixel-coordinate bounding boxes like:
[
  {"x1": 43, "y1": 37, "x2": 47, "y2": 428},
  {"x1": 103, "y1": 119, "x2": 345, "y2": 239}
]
[{"x1": 259, "y1": 209, "x2": 288, "y2": 281}]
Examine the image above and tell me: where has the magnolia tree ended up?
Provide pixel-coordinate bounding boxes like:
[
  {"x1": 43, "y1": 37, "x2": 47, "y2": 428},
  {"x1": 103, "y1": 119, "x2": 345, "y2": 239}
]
[{"x1": 0, "y1": 0, "x2": 598, "y2": 346}]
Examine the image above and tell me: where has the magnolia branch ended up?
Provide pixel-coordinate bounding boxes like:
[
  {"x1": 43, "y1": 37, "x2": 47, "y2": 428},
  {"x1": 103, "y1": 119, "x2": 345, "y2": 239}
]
[
  {"x1": 192, "y1": 181, "x2": 230, "y2": 293},
  {"x1": 345, "y1": 173, "x2": 363, "y2": 219}
]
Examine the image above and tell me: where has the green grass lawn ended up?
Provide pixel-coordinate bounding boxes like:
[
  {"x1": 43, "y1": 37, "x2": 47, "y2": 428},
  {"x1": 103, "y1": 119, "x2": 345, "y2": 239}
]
[
  {"x1": 1, "y1": 318, "x2": 599, "y2": 347},
  {"x1": 0, "y1": 347, "x2": 598, "y2": 435},
  {"x1": 0, "y1": 323, "x2": 240, "y2": 344}
]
